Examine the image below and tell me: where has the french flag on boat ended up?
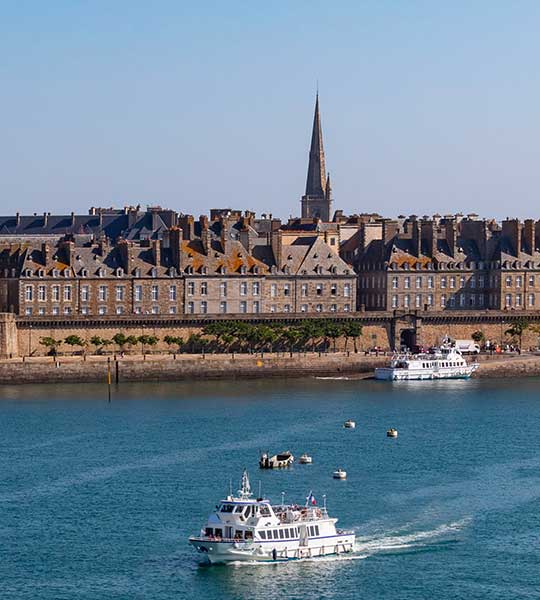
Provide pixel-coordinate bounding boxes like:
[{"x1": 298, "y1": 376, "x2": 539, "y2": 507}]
[{"x1": 306, "y1": 491, "x2": 316, "y2": 506}]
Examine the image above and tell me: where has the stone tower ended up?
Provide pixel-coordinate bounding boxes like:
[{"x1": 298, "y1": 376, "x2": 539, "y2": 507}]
[{"x1": 301, "y1": 94, "x2": 332, "y2": 221}]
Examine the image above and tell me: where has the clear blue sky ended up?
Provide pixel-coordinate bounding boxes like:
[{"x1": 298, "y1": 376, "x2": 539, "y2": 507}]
[{"x1": 1, "y1": 1, "x2": 539, "y2": 219}]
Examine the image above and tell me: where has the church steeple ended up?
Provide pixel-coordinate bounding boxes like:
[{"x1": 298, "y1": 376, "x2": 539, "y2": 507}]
[
  {"x1": 305, "y1": 93, "x2": 327, "y2": 197},
  {"x1": 301, "y1": 94, "x2": 332, "y2": 221}
]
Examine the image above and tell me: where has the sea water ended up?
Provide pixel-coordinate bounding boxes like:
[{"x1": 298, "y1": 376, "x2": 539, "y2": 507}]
[{"x1": 1, "y1": 377, "x2": 540, "y2": 599}]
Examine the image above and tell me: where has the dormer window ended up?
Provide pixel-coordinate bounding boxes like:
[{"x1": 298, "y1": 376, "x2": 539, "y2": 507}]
[
  {"x1": 64, "y1": 269, "x2": 71, "y2": 277},
  {"x1": 99, "y1": 268, "x2": 106, "y2": 277},
  {"x1": 240, "y1": 265, "x2": 246, "y2": 275},
  {"x1": 134, "y1": 267, "x2": 141, "y2": 278},
  {"x1": 38, "y1": 269, "x2": 45, "y2": 278},
  {"x1": 185, "y1": 265, "x2": 193, "y2": 275},
  {"x1": 201, "y1": 266, "x2": 208, "y2": 275},
  {"x1": 331, "y1": 265, "x2": 337, "y2": 274},
  {"x1": 52, "y1": 269, "x2": 60, "y2": 278},
  {"x1": 253, "y1": 266, "x2": 259, "y2": 275},
  {"x1": 169, "y1": 267, "x2": 176, "y2": 277},
  {"x1": 219, "y1": 265, "x2": 226, "y2": 275},
  {"x1": 151, "y1": 267, "x2": 157, "y2": 277},
  {"x1": 25, "y1": 268, "x2": 32, "y2": 277},
  {"x1": 81, "y1": 268, "x2": 88, "y2": 277},
  {"x1": 116, "y1": 267, "x2": 124, "y2": 277}
]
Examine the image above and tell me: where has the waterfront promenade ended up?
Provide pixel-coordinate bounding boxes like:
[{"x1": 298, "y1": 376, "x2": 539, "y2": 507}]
[{"x1": 0, "y1": 351, "x2": 538, "y2": 385}]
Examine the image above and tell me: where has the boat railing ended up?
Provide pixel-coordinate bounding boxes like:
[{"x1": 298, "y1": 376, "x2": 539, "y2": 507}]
[
  {"x1": 190, "y1": 535, "x2": 255, "y2": 544},
  {"x1": 272, "y1": 505, "x2": 329, "y2": 522}
]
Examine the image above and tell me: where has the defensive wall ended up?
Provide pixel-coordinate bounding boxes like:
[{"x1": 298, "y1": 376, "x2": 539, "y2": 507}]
[{"x1": 2, "y1": 311, "x2": 540, "y2": 360}]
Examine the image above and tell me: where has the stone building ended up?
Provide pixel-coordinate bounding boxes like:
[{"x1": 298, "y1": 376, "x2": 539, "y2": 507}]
[{"x1": 356, "y1": 214, "x2": 540, "y2": 313}]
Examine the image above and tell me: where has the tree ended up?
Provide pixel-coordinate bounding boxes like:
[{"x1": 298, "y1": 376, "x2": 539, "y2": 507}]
[
  {"x1": 164, "y1": 335, "x2": 184, "y2": 353},
  {"x1": 324, "y1": 321, "x2": 342, "y2": 352},
  {"x1": 505, "y1": 318, "x2": 529, "y2": 351},
  {"x1": 125, "y1": 335, "x2": 139, "y2": 352},
  {"x1": 138, "y1": 334, "x2": 158, "y2": 354},
  {"x1": 343, "y1": 321, "x2": 362, "y2": 354},
  {"x1": 112, "y1": 332, "x2": 128, "y2": 351},
  {"x1": 90, "y1": 335, "x2": 105, "y2": 354},
  {"x1": 471, "y1": 330, "x2": 485, "y2": 344},
  {"x1": 40, "y1": 336, "x2": 61, "y2": 356},
  {"x1": 64, "y1": 335, "x2": 85, "y2": 354}
]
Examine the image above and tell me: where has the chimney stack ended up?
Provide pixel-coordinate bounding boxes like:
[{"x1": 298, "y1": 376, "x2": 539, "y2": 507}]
[{"x1": 199, "y1": 215, "x2": 211, "y2": 255}]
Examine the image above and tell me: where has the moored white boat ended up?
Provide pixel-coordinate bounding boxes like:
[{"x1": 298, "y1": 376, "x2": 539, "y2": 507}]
[
  {"x1": 374, "y1": 345, "x2": 479, "y2": 381},
  {"x1": 343, "y1": 419, "x2": 356, "y2": 429},
  {"x1": 189, "y1": 470, "x2": 355, "y2": 563},
  {"x1": 333, "y1": 469, "x2": 347, "y2": 479},
  {"x1": 259, "y1": 451, "x2": 294, "y2": 469},
  {"x1": 299, "y1": 453, "x2": 313, "y2": 464}
]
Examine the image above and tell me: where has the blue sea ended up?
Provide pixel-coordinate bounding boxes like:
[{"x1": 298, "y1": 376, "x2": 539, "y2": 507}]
[{"x1": 1, "y1": 377, "x2": 540, "y2": 600}]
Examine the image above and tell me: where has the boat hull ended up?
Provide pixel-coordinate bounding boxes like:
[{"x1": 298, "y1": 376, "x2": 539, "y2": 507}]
[
  {"x1": 189, "y1": 533, "x2": 355, "y2": 564},
  {"x1": 374, "y1": 365, "x2": 478, "y2": 381}
]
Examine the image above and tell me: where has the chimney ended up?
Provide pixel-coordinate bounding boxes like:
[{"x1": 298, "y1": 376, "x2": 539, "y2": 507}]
[
  {"x1": 502, "y1": 219, "x2": 521, "y2": 257},
  {"x1": 220, "y1": 218, "x2": 229, "y2": 253},
  {"x1": 421, "y1": 220, "x2": 436, "y2": 257},
  {"x1": 169, "y1": 227, "x2": 183, "y2": 271},
  {"x1": 524, "y1": 219, "x2": 534, "y2": 255},
  {"x1": 43, "y1": 212, "x2": 48, "y2": 228},
  {"x1": 382, "y1": 220, "x2": 399, "y2": 245},
  {"x1": 271, "y1": 229, "x2": 283, "y2": 269},
  {"x1": 199, "y1": 215, "x2": 211, "y2": 255},
  {"x1": 445, "y1": 220, "x2": 457, "y2": 257},
  {"x1": 41, "y1": 242, "x2": 51, "y2": 267},
  {"x1": 152, "y1": 239, "x2": 161, "y2": 266},
  {"x1": 535, "y1": 220, "x2": 540, "y2": 253},
  {"x1": 70, "y1": 212, "x2": 75, "y2": 227},
  {"x1": 411, "y1": 218, "x2": 421, "y2": 257},
  {"x1": 117, "y1": 240, "x2": 134, "y2": 272},
  {"x1": 16, "y1": 212, "x2": 20, "y2": 227}
]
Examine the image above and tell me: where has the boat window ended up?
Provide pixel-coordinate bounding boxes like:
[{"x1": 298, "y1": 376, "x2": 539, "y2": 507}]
[
  {"x1": 259, "y1": 530, "x2": 266, "y2": 539},
  {"x1": 205, "y1": 527, "x2": 213, "y2": 537},
  {"x1": 235, "y1": 530, "x2": 244, "y2": 539},
  {"x1": 245, "y1": 531, "x2": 253, "y2": 540},
  {"x1": 266, "y1": 530, "x2": 272, "y2": 539},
  {"x1": 220, "y1": 504, "x2": 234, "y2": 513},
  {"x1": 284, "y1": 529, "x2": 290, "y2": 538},
  {"x1": 214, "y1": 528, "x2": 223, "y2": 538},
  {"x1": 279, "y1": 529, "x2": 284, "y2": 539},
  {"x1": 290, "y1": 528, "x2": 295, "y2": 538},
  {"x1": 273, "y1": 529, "x2": 279, "y2": 539},
  {"x1": 259, "y1": 505, "x2": 271, "y2": 516},
  {"x1": 233, "y1": 506, "x2": 243, "y2": 513}
]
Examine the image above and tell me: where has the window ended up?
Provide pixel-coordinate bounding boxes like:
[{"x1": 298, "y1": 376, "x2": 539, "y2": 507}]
[
  {"x1": 331, "y1": 284, "x2": 337, "y2": 296},
  {"x1": 404, "y1": 295, "x2": 410, "y2": 308},
  {"x1": 505, "y1": 294, "x2": 512, "y2": 308},
  {"x1": 449, "y1": 296, "x2": 456, "y2": 308},
  {"x1": 427, "y1": 294, "x2": 433, "y2": 306},
  {"x1": 151, "y1": 306, "x2": 159, "y2": 314},
  {"x1": 478, "y1": 295, "x2": 484, "y2": 307},
  {"x1": 506, "y1": 275, "x2": 512, "y2": 287},
  {"x1": 240, "y1": 282, "x2": 248, "y2": 296},
  {"x1": 344, "y1": 304, "x2": 350, "y2": 312},
  {"x1": 301, "y1": 283, "x2": 308, "y2": 297},
  {"x1": 415, "y1": 276, "x2": 422, "y2": 289},
  {"x1": 301, "y1": 304, "x2": 308, "y2": 312},
  {"x1": 253, "y1": 301, "x2": 260, "y2": 313},
  {"x1": 38, "y1": 285, "x2": 46, "y2": 302},
  {"x1": 460, "y1": 276, "x2": 466, "y2": 288},
  {"x1": 391, "y1": 295, "x2": 398, "y2": 308},
  {"x1": 81, "y1": 307, "x2": 89, "y2": 315},
  {"x1": 270, "y1": 304, "x2": 276, "y2": 313},
  {"x1": 415, "y1": 294, "x2": 422, "y2": 308},
  {"x1": 529, "y1": 293, "x2": 535, "y2": 307},
  {"x1": 219, "y1": 301, "x2": 227, "y2": 314},
  {"x1": 469, "y1": 295, "x2": 475, "y2": 307},
  {"x1": 330, "y1": 237, "x2": 336, "y2": 246},
  {"x1": 98, "y1": 306, "x2": 106, "y2": 315},
  {"x1": 441, "y1": 294, "x2": 447, "y2": 308},
  {"x1": 188, "y1": 281, "x2": 195, "y2": 295},
  {"x1": 200, "y1": 301, "x2": 207, "y2": 314},
  {"x1": 116, "y1": 306, "x2": 124, "y2": 314},
  {"x1": 270, "y1": 284, "x2": 277, "y2": 298},
  {"x1": 470, "y1": 276, "x2": 476, "y2": 289},
  {"x1": 404, "y1": 277, "x2": 410, "y2": 289},
  {"x1": 81, "y1": 285, "x2": 89, "y2": 302},
  {"x1": 441, "y1": 276, "x2": 447, "y2": 289},
  {"x1": 283, "y1": 304, "x2": 291, "y2": 313},
  {"x1": 283, "y1": 284, "x2": 290, "y2": 296},
  {"x1": 169, "y1": 306, "x2": 176, "y2": 314},
  {"x1": 151, "y1": 285, "x2": 159, "y2": 301},
  {"x1": 516, "y1": 275, "x2": 522, "y2": 288},
  {"x1": 427, "y1": 276, "x2": 434, "y2": 289},
  {"x1": 316, "y1": 284, "x2": 323, "y2": 296},
  {"x1": 115, "y1": 286, "x2": 125, "y2": 301},
  {"x1": 134, "y1": 306, "x2": 142, "y2": 314},
  {"x1": 344, "y1": 283, "x2": 351, "y2": 297},
  {"x1": 64, "y1": 285, "x2": 72, "y2": 302},
  {"x1": 134, "y1": 285, "x2": 142, "y2": 302},
  {"x1": 25, "y1": 285, "x2": 33, "y2": 302},
  {"x1": 98, "y1": 286, "x2": 107, "y2": 302},
  {"x1": 392, "y1": 276, "x2": 398, "y2": 289},
  {"x1": 253, "y1": 282, "x2": 260, "y2": 296},
  {"x1": 316, "y1": 304, "x2": 323, "y2": 312},
  {"x1": 52, "y1": 306, "x2": 59, "y2": 315},
  {"x1": 201, "y1": 282, "x2": 208, "y2": 296},
  {"x1": 187, "y1": 301, "x2": 194, "y2": 314},
  {"x1": 24, "y1": 307, "x2": 32, "y2": 315},
  {"x1": 529, "y1": 275, "x2": 535, "y2": 287},
  {"x1": 479, "y1": 275, "x2": 484, "y2": 288},
  {"x1": 516, "y1": 294, "x2": 522, "y2": 308},
  {"x1": 330, "y1": 303, "x2": 337, "y2": 312},
  {"x1": 169, "y1": 285, "x2": 176, "y2": 301},
  {"x1": 240, "y1": 301, "x2": 247, "y2": 313},
  {"x1": 220, "y1": 282, "x2": 227, "y2": 297},
  {"x1": 459, "y1": 293, "x2": 466, "y2": 307}
]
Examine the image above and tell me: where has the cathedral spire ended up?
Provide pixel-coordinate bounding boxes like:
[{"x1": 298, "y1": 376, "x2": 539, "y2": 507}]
[{"x1": 305, "y1": 93, "x2": 327, "y2": 197}]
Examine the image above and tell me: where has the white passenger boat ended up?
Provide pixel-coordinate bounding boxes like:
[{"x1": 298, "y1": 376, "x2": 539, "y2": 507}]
[
  {"x1": 374, "y1": 345, "x2": 479, "y2": 381},
  {"x1": 189, "y1": 470, "x2": 355, "y2": 563}
]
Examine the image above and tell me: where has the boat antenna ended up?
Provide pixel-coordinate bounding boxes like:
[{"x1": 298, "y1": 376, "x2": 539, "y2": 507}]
[
  {"x1": 323, "y1": 494, "x2": 327, "y2": 510},
  {"x1": 281, "y1": 491, "x2": 285, "y2": 507}
]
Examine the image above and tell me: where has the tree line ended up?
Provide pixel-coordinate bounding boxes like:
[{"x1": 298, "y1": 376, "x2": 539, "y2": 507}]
[{"x1": 38, "y1": 320, "x2": 364, "y2": 356}]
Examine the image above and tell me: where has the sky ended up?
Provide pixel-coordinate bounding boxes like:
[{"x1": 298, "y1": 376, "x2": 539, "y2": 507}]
[{"x1": 1, "y1": 1, "x2": 540, "y2": 220}]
